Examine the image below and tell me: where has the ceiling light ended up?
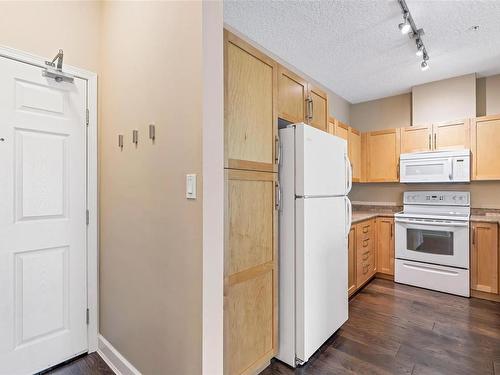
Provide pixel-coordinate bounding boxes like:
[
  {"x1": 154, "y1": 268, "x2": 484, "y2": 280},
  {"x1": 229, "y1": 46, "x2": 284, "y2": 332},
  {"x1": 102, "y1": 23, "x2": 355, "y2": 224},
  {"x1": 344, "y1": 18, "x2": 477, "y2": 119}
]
[
  {"x1": 399, "y1": 15, "x2": 411, "y2": 34},
  {"x1": 421, "y1": 60, "x2": 429, "y2": 71}
]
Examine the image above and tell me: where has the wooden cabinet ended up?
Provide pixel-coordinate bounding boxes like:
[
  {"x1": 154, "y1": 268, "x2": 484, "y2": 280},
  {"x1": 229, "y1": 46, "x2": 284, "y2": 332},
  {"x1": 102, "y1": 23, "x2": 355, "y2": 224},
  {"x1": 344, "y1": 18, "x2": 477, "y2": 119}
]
[
  {"x1": 334, "y1": 120, "x2": 349, "y2": 140},
  {"x1": 355, "y1": 219, "x2": 377, "y2": 288},
  {"x1": 471, "y1": 115, "x2": 500, "y2": 180},
  {"x1": 349, "y1": 128, "x2": 362, "y2": 182},
  {"x1": 401, "y1": 125, "x2": 432, "y2": 153},
  {"x1": 225, "y1": 169, "x2": 278, "y2": 375},
  {"x1": 365, "y1": 128, "x2": 401, "y2": 182},
  {"x1": 348, "y1": 227, "x2": 356, "y2": 296},
  {"x1": 224, "y1": 30, "x2": 277, "y2": 173},
  {"x1": 376, "y1": 218, "x2": 395, "y2": 276},
  {"x1": 327, "y1": 118, "x2": 335, "y2": 135},
  {"x1": 307, "y1": 85, "x2": 328, "y2": 131},
  {"x1": 433, "y1": 119, "x2": 470, "y2": 150},
  {"x1": 278, "y1": 66, "x2": 307, "y2": 124},
  {"x1": 471, "y1": 222, "x2": 498, "y2": 294},
  {"x1": 401, "y1": 120, "x2": 470, "y2": 154}
]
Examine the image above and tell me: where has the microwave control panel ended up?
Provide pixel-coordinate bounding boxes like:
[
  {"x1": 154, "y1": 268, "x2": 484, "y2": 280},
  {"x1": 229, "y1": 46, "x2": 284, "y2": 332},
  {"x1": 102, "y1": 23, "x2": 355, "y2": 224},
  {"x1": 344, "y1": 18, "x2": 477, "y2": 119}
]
[{"x1": 403, "y1": 191, "x2": 470, "y2": 205}]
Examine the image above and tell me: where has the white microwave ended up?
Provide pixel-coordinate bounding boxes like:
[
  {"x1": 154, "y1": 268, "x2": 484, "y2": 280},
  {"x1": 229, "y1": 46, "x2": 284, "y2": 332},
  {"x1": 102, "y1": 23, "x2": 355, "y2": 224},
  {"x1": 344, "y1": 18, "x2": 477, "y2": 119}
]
[{"x1": 399, "y1": 149, "x2": 470, "y2": 183}]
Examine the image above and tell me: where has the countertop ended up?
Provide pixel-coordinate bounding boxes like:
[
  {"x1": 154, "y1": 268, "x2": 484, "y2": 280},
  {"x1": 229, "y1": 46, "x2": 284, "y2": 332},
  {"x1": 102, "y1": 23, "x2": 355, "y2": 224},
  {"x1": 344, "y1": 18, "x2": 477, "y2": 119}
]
[
  {"x1": 351, "y1": 210, "x2": 396, "y2": 224},
  {"x1": 470, "y1": 213, "x2": 500, "y2": 224}
]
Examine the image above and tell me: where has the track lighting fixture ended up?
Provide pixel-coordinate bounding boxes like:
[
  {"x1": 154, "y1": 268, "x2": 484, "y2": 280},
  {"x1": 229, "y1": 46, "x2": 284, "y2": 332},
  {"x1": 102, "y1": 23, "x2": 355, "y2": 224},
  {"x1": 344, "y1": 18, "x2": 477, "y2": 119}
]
[
  {"x1": 399, "y1": 13, "x2": 411, "y2": 34},
  {"x1": 397, "y1": 0, "x2": 430, "y2": 71}
]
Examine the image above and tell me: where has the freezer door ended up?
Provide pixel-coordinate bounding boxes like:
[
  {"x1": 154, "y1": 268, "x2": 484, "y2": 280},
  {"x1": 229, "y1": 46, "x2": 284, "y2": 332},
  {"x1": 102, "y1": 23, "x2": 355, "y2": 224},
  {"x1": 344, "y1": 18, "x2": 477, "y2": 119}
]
[
  {"x1": 296, "y1": 196, "x2": 348, "y2": 363},
  {"x1": 295, "y1": 124, "x2": 350, "y2": 197}
]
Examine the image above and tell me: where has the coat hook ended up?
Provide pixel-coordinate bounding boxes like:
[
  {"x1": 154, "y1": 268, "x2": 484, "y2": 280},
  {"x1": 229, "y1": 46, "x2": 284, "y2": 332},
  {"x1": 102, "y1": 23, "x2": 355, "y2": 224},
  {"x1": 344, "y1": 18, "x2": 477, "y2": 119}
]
[
  {"x1": 149, "y1": 124, "x2": 155, "y2": 142},
  {"x1": 132, "y1": 130, "x2": 138, "y2": 146}
]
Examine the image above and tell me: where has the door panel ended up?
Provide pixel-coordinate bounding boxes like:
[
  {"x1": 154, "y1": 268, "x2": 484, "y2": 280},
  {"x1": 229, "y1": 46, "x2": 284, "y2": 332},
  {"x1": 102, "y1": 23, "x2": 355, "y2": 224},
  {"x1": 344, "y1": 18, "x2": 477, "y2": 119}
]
[
  {"x1": 0, "y1": 57, "x2": 87, "y2": 374},
  {"x1": 401, "y1": 125, "x2": 431, "y2": 153},
  {"x1": 471, "y1": 222, "x2": 498, "y2": 294},
  {"x1": 278, "y1": 66, "x2": 307, "y2": 124},
  {"x1": 376, "y1": 218, "x2": 394, "y2": 275},
  {"x1": 471, "y1": 115, "x2": 500, "y2": 180},
  {"x1": 295, "y1": 196, "x2": 348, "y2": 362},
  {"x1": 225, "y1": 31, "x2": 277, "y2": 172},
  {"x1": 366, "y1": 129, "x2": 401, "y2": 182},
  {"x1": 308, "y1": 85, "x2": 328, "y2": 131},
  {"x1": 349, "y1": 128, "x2": 362, "y2": 182},
  {"x1": 335, "y1": 121, "x2": 349, "y2": 141},
  {"x1": 433, "y1": 119, "x2": 470, "y2": 151}
]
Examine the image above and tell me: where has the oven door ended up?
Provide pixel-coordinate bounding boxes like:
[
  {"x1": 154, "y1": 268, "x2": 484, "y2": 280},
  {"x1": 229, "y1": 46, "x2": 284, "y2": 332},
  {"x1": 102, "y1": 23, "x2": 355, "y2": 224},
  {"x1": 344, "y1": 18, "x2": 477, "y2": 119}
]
[
  {"x1": 400, "y1": 157, "x2": 452, "y2": 183},
  {"x1": 395, "y1": 217, "x2": 469, "y2": 269}
]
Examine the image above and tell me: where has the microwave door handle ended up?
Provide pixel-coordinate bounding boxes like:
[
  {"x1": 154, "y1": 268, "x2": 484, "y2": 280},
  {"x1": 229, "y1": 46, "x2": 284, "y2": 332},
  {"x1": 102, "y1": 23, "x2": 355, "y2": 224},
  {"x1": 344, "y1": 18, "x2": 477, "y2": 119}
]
[{"x1": 449, "y1": 158, "x2": 453, "y2": 180}]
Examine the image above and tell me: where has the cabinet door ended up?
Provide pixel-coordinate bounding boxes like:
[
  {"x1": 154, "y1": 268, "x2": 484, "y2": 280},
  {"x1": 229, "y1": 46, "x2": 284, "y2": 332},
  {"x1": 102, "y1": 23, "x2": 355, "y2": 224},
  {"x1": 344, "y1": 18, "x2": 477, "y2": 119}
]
[
  {"x1": 349, "y1": 128, "x2": 362, "y2": 182},
  {"x1": 308, "y1": 85, "x2": 328, "y2": 131},
  {"x1": 376, "y1": 218, "x2": 394, "y2": 276},
  {"x1": 278, "y1": 66, "x2": 307, "y2": 124},
  {"x1": 433, "y1": 119, "x2": 470, "y2": 151},
  {"x1": 225, "y1": 170, "x2": 278, "y2": 375},
  {"x1": 471, "y1": 222, "x2": 498, "y2": 294},
  {"x1": 335, "y1": 121, "x2": 349, "y2": 141},
  {"x1": 225, "y1": 30, "x2": 277, "y2": 173},
  {"x1": 471, "y1": 115, "x2": 500, "y2": 180},
  {"x1": 348, "y1": 227, "x2": 356, "y2": 296},
  {"x1": 355, "y1": 219, "x2": 376, "y2": 288},
  {"x1": 400, "y1": 125, "x2": 432, "y2": 153},
  {"x1": 366, "y1": 129, "x2": 401, "y2": 182},
  {"x1": 327, "y1": 118, "x2": 335, "y2": 135}
]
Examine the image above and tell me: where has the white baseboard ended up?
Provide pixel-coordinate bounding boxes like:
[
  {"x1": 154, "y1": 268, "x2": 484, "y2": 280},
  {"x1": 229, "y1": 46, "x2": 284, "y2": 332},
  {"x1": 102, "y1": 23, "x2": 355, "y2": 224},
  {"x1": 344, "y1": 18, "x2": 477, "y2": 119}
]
[{"x1": 97, "y1": 335, "x2": 141, "y2": 375}]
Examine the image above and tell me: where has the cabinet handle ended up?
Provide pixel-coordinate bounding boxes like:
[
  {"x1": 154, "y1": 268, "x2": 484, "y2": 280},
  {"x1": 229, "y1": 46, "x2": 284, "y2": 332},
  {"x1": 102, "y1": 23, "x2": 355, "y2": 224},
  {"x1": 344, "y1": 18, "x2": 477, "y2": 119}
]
[
  {"x1": 363, "y1": 264, "x2": 370, "y2": 275},
  {"x1": 434, "y1": 133, "x2": 437, "y2": 150},
  {"x1": 391, "y1": 223, "x2": 393, "y2": 238},
  {"x1": 310, "y1": 97, "x2": 314, "y2": 121},
  {"x1": 363, "y1": 225, "x2": 370, "y2": 233},
  {"x1": 275, "y1": 180, "x2": 281, "y2": 211},
  {"x1": 472, "y1": 227, "x2": 475, "y2": 245},
  {"x1": 428, "y1": 134, "x2": 431, "y2": 150},
  {"x1": 362, "y1": 250, "x2": 370, "y2": 260},
  {"x1": 363, "y1": 239, "x2": 370, "y2": 247}
]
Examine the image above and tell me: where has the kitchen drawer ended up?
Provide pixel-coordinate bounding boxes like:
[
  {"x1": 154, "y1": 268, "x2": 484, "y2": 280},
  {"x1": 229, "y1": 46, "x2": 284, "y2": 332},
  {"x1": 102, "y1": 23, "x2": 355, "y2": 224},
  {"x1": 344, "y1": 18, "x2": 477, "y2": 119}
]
[
  {"x1": 356, "y1": 251, "x2": 375, "y2": 288},
  {"x1": 357, "y1": 235, "x2": 374, "y2": 253},
  {"x1": 357, "y1": 220, "x2": 374, "y2": 239}
]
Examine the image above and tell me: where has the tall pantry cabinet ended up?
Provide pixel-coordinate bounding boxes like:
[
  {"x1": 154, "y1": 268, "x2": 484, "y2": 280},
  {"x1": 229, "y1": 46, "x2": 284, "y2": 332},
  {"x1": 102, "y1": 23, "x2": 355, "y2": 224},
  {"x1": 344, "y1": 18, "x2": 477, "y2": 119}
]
[{"x1": 224, "y1": 30, "x2": 279, "y2": 375}]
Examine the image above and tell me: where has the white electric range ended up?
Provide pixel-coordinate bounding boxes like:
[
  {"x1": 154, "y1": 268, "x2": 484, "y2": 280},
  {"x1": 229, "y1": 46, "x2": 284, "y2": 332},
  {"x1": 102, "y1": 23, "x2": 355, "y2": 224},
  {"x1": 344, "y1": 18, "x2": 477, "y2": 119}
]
[{"x1": 394, "y1": 191, "x2": 470, "y2": 297}]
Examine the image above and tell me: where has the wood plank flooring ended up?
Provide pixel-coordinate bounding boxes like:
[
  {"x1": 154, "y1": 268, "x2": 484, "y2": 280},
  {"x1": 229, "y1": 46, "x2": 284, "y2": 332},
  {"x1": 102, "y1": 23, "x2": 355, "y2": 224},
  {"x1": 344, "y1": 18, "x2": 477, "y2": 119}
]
[
  {"x1": 261, "y1": 278, "x2": 500, "y2": 375},
  {"x1": 39, "y1": 352, "x2": 114, "y2": 375}
]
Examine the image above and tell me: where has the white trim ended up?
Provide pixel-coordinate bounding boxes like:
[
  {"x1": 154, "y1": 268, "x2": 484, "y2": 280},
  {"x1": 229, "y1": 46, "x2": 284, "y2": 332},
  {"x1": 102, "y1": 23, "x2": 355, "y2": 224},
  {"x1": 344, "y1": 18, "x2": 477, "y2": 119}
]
[
  {"x1": 97, "y1": 335, "x2": 141, "y2": 375},
  {"x1": 0, "y1": 45, "x2": 99, "y2": 353}
]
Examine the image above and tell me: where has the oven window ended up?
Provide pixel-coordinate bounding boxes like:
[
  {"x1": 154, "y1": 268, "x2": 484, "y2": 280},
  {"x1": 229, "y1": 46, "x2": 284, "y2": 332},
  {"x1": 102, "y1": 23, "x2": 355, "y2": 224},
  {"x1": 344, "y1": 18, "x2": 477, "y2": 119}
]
[{"x1": 406, "y1": 228, "x2": 454, "y2": 256}]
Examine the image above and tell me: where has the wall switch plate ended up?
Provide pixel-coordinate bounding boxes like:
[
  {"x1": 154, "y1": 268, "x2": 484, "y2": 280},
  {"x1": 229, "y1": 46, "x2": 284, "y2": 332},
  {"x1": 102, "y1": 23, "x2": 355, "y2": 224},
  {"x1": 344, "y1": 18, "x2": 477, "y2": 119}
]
[{"x1": 186, "y1": 174, "x2": 197, "y2": 199}]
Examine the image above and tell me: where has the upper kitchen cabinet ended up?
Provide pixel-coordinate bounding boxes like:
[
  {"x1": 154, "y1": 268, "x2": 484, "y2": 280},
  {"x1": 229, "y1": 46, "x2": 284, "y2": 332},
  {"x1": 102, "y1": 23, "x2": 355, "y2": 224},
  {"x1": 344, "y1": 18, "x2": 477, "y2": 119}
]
[
  {"x1": 401, "y1": 125, "x2": 432, "y2": 153},
  {"x1": 278, "y1": 66, "x2": 308, "y2": 124},
  {"x1": 327, "y1": 118, "x2": 335, "y2": 135},
  {"x1": 365, "y1": 128, "x2": 401, "y2": 182},
  {"x1": 224, "y1": 30, "x2": 278, "y2": 173},
  {"x1": 401, "y1": 119, "x2": 470, "y2": 154},
  {"x1": 334, "y1": 120, "x2": 349, "y2": 141},
  {"x1": 349, "y1": 127, "x2": 362, "y2": 182},
  {"x1": 433, "y1": 119, "x2": 470, "y2": 151},
  {"x1": 307, "y1": 84, "x2": 328, "y2": 131},
  {"x1": 471, "y1": 115, "x2": 500, "y2": 180}
]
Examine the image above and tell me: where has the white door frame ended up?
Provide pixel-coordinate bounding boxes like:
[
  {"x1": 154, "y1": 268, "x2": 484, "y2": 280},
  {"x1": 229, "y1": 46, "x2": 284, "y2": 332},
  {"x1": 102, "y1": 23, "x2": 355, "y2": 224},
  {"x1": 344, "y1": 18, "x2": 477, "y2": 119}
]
[{"x1": 0, "y1": 45, "x2": 99, "y2": 353}]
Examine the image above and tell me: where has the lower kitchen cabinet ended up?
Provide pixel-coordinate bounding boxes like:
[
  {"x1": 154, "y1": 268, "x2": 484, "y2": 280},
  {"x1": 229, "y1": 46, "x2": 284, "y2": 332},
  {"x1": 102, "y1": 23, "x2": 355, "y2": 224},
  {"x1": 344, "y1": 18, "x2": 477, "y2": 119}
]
[
  {"x1": 348, "y1": 227, "x2": 356, "y2": 296},
  {"x1": 471, "y1": 222, "x2": 499, "y2": 294},
  {"x1": 225, "y1": 169, "x2": 278, "y2": 375},
  {"x1": 355, "y1": 219, "x2": 377, "y2": 288},
  {"x1": 376, "y1": 218, "x2": 395, "y2": 276}
]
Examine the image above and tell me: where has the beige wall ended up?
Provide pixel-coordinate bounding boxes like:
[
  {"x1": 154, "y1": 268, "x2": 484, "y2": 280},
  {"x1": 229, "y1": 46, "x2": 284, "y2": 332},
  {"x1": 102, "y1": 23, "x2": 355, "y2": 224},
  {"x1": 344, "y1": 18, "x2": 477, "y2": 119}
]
[
  {"x1": 0, "y1": 1, "x2": 101, "y2": 73},
  {"x1": 99, "y1": 2, "x2": 203, "y2": 374},
  {"x1": 485, "y1": 74, "x2": 500, "y2": 115},
  {"x1": 350, "y1": 93, "x2": 411, "y2": 132},
  {"x1": 223, "y1": 24, "x2": 351, "y2": 124},
  {"x1": 412, "y1": 74, "x2": 476, "y2": 125}
]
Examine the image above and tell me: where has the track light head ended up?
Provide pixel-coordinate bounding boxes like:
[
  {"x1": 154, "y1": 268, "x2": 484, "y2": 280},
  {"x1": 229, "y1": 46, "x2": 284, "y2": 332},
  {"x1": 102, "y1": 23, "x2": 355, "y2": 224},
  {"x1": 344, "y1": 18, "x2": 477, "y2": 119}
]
[
  {"x1": 416, "y1": 41, "x2": 424, "y2": 57},
  {"x1": 420, "y1": 60, "x2": 429, "y2": 71},
  {"x1": 399, "y1": 13, "x2": 411, "y2": 34}
]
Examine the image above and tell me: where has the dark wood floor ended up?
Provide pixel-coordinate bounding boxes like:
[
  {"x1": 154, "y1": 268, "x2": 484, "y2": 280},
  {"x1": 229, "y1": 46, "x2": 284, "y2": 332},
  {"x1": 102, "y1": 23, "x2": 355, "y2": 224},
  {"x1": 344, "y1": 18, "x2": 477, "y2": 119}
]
[
  {"x1": 39, "y1": 352, "x2": 114, "y2": 375},
  {"x1": 261, "y1": 278, "x2": 500, "y2": 375},
  {"x1": 37, "y1": 279, "x2": 500, "y2": 375}
]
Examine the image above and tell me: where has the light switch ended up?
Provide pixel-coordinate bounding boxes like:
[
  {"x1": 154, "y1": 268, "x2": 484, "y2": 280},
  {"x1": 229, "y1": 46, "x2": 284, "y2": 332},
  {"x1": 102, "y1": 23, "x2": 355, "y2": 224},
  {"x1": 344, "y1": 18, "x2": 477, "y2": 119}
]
[{"x1": 186, "y1": 174, "x2": 197, "y2": 199}]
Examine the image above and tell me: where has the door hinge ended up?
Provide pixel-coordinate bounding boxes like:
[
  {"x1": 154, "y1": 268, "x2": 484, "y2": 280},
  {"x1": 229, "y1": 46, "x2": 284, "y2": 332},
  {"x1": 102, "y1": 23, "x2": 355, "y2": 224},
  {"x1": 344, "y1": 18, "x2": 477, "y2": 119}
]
[
  {"x1": 86, "y1": 209, "x2": 90, "y2": 225},
  {"x1": 86, "y1": 308, "x2": 90, "y2": 325},
  {"x1": 86, "y1": 108, "x2": 89, "y2": 127}
]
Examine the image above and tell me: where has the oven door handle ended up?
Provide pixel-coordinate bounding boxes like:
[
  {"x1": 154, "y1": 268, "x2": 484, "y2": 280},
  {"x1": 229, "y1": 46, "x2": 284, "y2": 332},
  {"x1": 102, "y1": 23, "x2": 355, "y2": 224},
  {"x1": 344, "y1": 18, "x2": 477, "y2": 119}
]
[{"x1": 395, "y1": 218, "x2": 469, "y2": 227}]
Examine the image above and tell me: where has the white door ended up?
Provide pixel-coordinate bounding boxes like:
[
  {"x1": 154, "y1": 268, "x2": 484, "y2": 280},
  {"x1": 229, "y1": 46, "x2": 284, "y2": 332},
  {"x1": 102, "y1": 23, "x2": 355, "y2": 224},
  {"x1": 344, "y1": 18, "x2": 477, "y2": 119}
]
[
  {"x1": 295, "y1": 196, "x2": 348, "y2": 363},
  {"x1": 295, "y1": 124, "x2": 350, "y2": 197},
  {"x1": 0, "y1": 57, "x2": 88, "y2": 374}
]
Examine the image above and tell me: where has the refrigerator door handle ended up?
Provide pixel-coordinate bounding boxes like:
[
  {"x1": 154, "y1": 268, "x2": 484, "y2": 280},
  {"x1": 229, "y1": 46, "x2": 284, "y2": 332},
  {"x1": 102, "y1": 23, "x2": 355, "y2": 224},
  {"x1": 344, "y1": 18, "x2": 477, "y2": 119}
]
[
  {"x1": 345, "y1": 197, "x2": 352, "y2": 238},
  {"x1": 345, "y1": 153, "x2": 353, "y2": 194}
]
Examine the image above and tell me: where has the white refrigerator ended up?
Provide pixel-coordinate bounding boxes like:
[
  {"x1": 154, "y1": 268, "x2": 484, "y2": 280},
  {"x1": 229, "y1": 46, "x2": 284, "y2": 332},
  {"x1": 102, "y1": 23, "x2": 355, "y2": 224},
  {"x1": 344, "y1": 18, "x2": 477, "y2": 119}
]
[{"x1": 277, "y1": 123, "x2": 351, "y2": 367}]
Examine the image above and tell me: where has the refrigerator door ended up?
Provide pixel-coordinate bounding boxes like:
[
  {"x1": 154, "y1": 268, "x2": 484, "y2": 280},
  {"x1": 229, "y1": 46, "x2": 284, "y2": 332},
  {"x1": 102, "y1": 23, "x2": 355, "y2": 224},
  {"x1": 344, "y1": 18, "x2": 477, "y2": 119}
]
[
  {"x1": 295, "y1": 196, "x2": 348, "y2": 364},
  {"x1": 295, "y1": 123, "x2": 350, "y2": 197}
]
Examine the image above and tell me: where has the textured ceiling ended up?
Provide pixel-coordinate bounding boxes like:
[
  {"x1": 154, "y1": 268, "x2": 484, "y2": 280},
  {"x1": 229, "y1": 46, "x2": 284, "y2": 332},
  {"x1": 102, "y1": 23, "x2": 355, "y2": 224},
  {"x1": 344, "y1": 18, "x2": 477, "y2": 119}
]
[{"x1": 223, "y1": 0, "x2": 500, "y2": 103}]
